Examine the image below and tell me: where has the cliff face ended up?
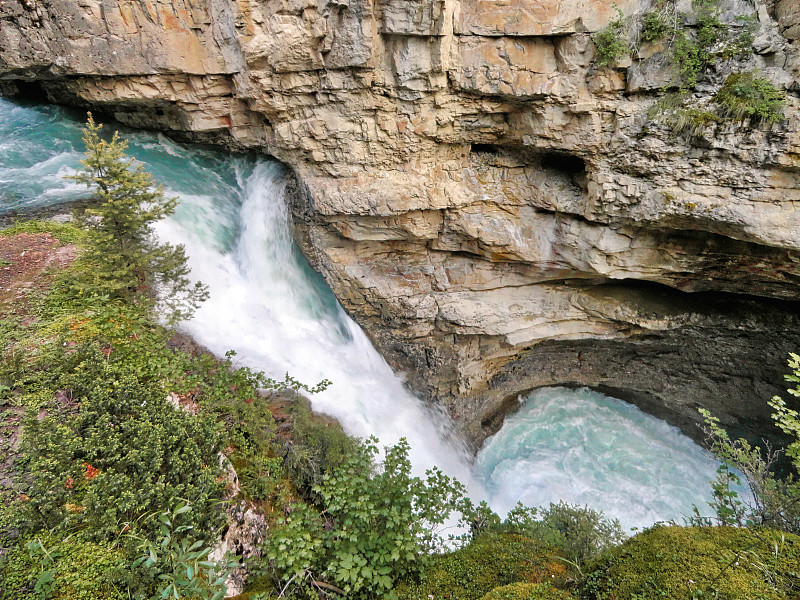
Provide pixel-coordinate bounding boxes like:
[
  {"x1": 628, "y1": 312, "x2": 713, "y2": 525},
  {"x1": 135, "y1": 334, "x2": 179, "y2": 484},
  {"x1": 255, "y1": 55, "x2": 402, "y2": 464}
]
[{"x1": 3, "y1": 0, "x2": 800, "y2": 446}]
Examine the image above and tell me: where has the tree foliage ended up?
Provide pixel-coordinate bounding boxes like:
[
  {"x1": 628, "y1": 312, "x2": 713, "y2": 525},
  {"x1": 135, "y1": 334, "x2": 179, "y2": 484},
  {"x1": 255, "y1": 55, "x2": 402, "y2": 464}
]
[{"x1": 67, "y1": 115, "x2": 207, "y2": 323}]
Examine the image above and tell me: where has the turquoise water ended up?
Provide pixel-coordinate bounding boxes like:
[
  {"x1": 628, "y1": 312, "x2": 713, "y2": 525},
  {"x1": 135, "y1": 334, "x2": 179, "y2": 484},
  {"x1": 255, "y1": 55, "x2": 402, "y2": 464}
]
[
  {"x1": 474, "y1": 387, "x2": 729, "y2": 528},
  {"x1": 0, "y1": 98, "x2": 730, "y2": 529}
]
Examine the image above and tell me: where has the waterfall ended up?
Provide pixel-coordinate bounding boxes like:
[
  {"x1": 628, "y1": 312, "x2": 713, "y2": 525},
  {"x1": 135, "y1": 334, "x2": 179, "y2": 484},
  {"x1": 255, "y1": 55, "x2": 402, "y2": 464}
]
[
  {"x1": 156, "y1": 159, "x2": 478, "y2": 489},
  {"x1": 1, "y1": 98, "x2": 736, "y2": 530}
]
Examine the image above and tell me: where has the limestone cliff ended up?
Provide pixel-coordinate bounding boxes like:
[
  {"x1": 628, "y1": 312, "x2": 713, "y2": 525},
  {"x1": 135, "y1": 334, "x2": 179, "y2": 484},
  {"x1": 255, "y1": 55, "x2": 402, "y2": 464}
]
[{"x1": 2, "y1": 0, "x2": 800, "y2": 447}]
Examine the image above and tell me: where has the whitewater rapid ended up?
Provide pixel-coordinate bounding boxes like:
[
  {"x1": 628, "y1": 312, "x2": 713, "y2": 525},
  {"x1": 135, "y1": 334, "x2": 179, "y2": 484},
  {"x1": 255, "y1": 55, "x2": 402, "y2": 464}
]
[
  {"x1": 1, "y1": 98, "x2": 732, "y2": 530},
  {"x1": 157, "y1": 160, "x2": 478, "y2": 489}
]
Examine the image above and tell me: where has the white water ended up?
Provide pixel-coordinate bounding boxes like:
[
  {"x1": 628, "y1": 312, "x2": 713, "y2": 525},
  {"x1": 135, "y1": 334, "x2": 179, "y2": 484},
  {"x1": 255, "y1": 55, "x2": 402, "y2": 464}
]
[
  {"x1": 157, "y1": 161, "x2": 478, "y2": 488},
  {"x1": 1, "y1": 99, "x2": 732, "y2": 530},
  {"x1": 475, "y1": 387, "x2": 726, "y2": 529}
]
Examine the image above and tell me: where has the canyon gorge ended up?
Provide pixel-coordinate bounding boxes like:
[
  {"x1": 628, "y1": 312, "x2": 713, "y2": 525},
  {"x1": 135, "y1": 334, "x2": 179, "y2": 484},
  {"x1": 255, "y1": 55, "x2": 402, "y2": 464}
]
[{"x1": 2, "y1": 0, "x2": 800, "y2": 449}]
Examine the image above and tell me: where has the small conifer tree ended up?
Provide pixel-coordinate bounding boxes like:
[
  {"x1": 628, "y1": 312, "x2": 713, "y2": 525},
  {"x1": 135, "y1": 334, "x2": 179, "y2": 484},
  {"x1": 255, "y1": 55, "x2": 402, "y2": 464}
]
[{"x1": 68, "y1": 114, "x2": 208, "y2": 322}]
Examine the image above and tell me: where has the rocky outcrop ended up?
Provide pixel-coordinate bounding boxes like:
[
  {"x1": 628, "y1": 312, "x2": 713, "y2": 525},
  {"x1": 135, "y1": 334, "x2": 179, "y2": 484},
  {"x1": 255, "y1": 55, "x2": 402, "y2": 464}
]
[{"x1": 2, "y1": 0, "x2": 800, "y2": 447}]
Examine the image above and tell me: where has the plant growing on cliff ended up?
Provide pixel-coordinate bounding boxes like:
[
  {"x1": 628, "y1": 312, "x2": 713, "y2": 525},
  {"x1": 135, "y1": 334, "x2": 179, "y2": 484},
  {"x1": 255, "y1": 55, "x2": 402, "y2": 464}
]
[
  {"x1": 639, "y1": 1, "x2": 676, "y2": 44},
  {"x1": 592, "y1": 9, "x2": 630, "y2": 67},
  {"x1": 67, "y1": 114, "x2": 207, "y2": 323},
  {"x1": 714, "y1": 71, "x2": 786, "y2": 124},
  {"x1": 259, "y1": 437, "x2": 470, "y2": 599},
  {"x1": 672, "y1": 0, "x2": 726, "y2": 89}
]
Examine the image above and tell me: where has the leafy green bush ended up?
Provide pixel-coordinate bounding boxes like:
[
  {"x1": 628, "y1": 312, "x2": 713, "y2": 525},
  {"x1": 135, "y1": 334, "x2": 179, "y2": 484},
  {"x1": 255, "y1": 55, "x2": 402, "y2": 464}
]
[
  {"x1": 279, "y1": 399, "x2": 359, "y2": 501},
  {"x1": 480, "y1": 582, "x2": 574, "y2": 600},
  {"x1": 183, "y1": 352, "x2": 330, "y2": 502},
  {"x1": 525, "y1": 502, "x2": 625, "y2": 568},
  {"x1": 468, "y1": 501, "x2": 624, "y2": 573},
  {"x1": 714, "y1": 71, "x2": 785, "y2": 124},
  {"x1": 261, "y1": 437, "x2": 469, "y2": 599},
  {"x1": 640, "y1": 11, "x2": 672, "y2": 44},
  {"x1": 668, "y1": 0, "x2": 757, "y2": 90},
  {"x1": 672, "y1": 14, "x2": 723, "y2": 91},
  {"x1": 698, "y1": 353, "x2": 800, "y2": 534},
  {"x1": 130, "y1": 502, "x2": 234, "y2": 600},
  {"x1": 592, "y1": 11, "x2": 629, "y2": 67},
  {"x1": 0, "y1": 534, "x2": 127, "y2": 600},
  {"x1": 580, "y1": 525, "x2": 800, "y2": 600},
  {"x1": 396, "y1": 532, "x2": 567, "y2": 600},
  {"x1": 22, "y1": 347, "x2": 225, "y2": 542}
]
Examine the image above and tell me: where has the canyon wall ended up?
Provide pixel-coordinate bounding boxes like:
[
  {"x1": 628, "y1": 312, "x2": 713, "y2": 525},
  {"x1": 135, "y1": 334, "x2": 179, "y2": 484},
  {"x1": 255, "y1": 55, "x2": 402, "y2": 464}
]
[{"x1": 2, "y1": 0, "x2": 800, "y2": 447}]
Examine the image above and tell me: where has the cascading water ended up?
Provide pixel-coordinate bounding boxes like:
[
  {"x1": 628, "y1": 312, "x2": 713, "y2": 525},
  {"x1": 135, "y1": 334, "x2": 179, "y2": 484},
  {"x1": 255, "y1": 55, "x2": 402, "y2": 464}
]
[
  {"x1": 158, "y1": 159, "x2": 477, "y2": 487},
  {"x1": 1, "y1": 98, "x2": 733, "y2": 530}
]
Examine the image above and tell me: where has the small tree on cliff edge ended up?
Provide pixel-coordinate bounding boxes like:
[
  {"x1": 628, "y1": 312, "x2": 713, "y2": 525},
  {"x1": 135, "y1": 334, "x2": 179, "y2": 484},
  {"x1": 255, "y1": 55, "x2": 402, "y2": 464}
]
[{"x1": 68, "y1": 114, "x2": 208, "y2": 322}]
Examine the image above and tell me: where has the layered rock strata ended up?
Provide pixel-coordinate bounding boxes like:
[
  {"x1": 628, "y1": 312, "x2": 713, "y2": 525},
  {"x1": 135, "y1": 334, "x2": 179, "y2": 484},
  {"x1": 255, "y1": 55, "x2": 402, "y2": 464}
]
[{"x1": 2, "y1": 0, "x2": 800, "y2": 447}]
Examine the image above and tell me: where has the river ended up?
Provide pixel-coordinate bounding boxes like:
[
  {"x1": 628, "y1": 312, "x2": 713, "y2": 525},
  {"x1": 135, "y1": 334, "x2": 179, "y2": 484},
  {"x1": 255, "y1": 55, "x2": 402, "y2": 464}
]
[{"x1": 0, "y1": 98, "x2": 729, "y2": 529}]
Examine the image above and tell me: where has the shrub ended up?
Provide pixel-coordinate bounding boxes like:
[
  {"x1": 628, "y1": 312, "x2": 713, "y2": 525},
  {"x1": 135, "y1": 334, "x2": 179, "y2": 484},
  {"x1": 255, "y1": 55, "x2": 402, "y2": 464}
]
[
  {"x1": 715, "y1": 71, "x2": 785, "y2": 124},
  {"x1": 480, "y1": 582, "x2": 574, "y2": 600},
  {"x1": 580, "y1": 525, "x2": 800, "y2": 600},
  {"x1": 188, "y1": 351, "x2": 284, "y2": 502},
  {"x1": 279, "y1": 399, "x2": 359, "y2": 501},
  {"x1": 669, "y1": 0, "x2": 725, "y2": 89},
  {"x1": 640, "y1": 11, "x2": 672, "y2": 44},
  {"x1": 261, "y1": 437, "x2": 470, "y2": 599},
  {"x1": 396, "y1": 532, "x2": 568, "y2": 600},
  {"x1": 469, "y1": 501, "x2": 625, "y2": 573},
  {"x1": 592, "y1": 11, "x2": 629, "y2": 67},
  {"x1": 698, "y1": 353, "x2": 800, "y2": 534},
  {"x1": 525, "y1": 502, "x2": 625, "y2": 568},
  {"x1": 22, "y1": 348, "x2": 226, "y2": 543},
  {"x1": 184, "y1": 353, "x2": 329, "y2": 502},
  {"x1": 0, "y1": 534, "x2": 127, "y2": 600},
  {"x1": 130, "y1": 502, "x2": 234, "y2": 600}
]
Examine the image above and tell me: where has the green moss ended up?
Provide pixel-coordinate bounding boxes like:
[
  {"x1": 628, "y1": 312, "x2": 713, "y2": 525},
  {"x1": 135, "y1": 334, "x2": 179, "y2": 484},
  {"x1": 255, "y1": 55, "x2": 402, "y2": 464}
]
[
  {"x1": 0, "y1": 219, "x2": 86, "y2": 246},
  {"x1": 580, "y1": 525, "x2": 800, "y2": 600},
  {"x1": 0, "y1": 535, "x2": 127, "y2": 600},
  {"x1": 396, "y1": 533, "x2": 569, "y2": 600},
  {"x1": 480, "y1": 582, "x2": 575, "y2": 600},
  {"x1": 715, "y1": 71, "x2": 785, "y2": 124}
]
